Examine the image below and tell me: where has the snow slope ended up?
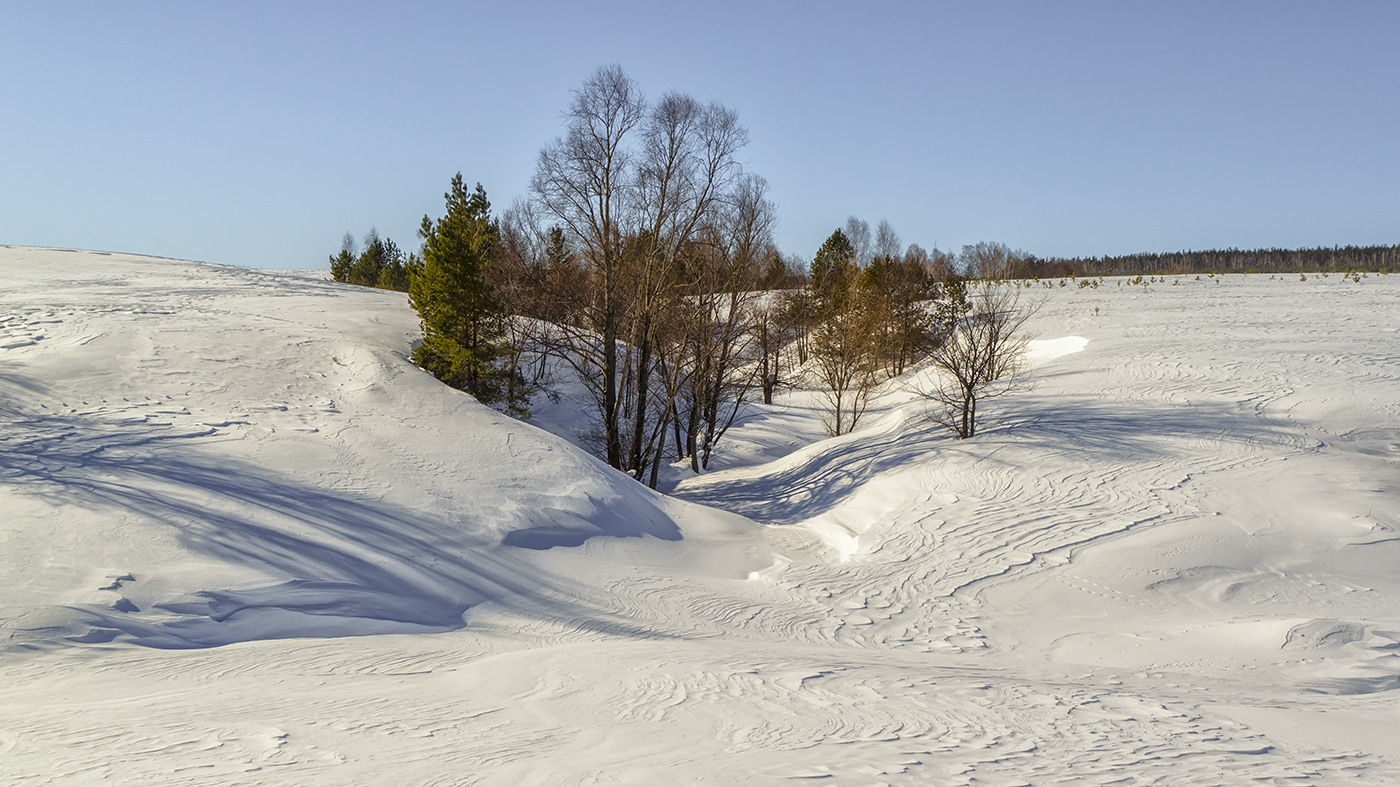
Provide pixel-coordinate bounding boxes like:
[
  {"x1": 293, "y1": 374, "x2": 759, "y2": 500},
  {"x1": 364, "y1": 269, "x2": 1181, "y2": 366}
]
[{"x1": 2, "y1": 248, "x2": 1398, "y2": 784}]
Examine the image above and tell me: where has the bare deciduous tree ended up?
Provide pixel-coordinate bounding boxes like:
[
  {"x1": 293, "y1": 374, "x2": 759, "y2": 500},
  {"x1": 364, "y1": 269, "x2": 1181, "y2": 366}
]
[
  {"x1": 681, "y1": 173, "x2": 774, "y2": 470},
  {"x1": 530, "y1": 64, "x2": 646, "y2": 469},
  {"x1": 844, "y1": 216, "x2": 873, "y2": 268},
  {"x1": 917, "y1": 279, "x2": 1041, "y2": 438},
  {"x1": 810, "y1": 304, "x2": 882, "y2": 436},
  {"x1": 624, "y1": 90, "x2": 747, "y2": 477},
  {"x1": 752, "y1": 292, "x2": 796, "y2": 405},
  {"x1": 875, "y1": 219, "x2": 902, "y2": 261}
]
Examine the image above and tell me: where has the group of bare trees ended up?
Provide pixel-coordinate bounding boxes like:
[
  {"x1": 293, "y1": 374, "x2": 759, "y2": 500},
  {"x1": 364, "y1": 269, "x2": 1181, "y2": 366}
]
[{"x1": 485, "y1": 65, "x2": 794, "y2": 486}]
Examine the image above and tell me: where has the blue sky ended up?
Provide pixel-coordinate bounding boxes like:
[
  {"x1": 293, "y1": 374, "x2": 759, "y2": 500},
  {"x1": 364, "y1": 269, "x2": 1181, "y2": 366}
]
[{"x1": 2, "y1": 1, "x2": 1396, "y2": 269}]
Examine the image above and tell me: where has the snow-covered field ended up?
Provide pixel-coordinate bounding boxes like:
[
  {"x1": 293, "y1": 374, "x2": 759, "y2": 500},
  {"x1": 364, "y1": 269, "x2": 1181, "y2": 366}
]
[{"x1": 2, "y1": 246, "x2": 1398, "y2": 785}]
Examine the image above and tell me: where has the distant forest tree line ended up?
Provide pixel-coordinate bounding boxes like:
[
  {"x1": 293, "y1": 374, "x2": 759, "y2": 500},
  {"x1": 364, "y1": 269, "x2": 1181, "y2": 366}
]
[{"x1": 1032, "y1": 244, "x2": 1400, "y2": 277}]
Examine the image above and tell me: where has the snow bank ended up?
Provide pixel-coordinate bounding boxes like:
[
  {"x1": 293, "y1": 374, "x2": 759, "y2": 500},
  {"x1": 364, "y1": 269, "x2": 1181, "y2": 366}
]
[{"x1": 0, "y1": 247, "x2": 703, "y2": 650}]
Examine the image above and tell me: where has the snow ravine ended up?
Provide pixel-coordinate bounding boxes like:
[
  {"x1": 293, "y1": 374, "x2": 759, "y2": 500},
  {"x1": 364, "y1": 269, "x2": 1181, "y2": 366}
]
[{"x1": 2, "y1": 246, "x2": 1398, "y2": 785}]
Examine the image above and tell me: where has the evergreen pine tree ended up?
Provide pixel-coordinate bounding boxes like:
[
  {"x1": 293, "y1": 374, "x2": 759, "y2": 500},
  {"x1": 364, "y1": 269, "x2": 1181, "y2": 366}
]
[
  {"x1": 329, "y1": 232, "x2": 356, "y2": 283},
  {"x1": 349, "y1": 229, "x2": 386, "y2": 287},
  {"x1": 375, "y1": 249, "x2": 411, "y2": 292},
  {"x1": 936, "y1": 272, "x2": 971, "y2": 327},
  {"x1": 810, "y1": 229, "x2": 857, "y2": 315},
  {"x1": 408, "y1": 175, "x2": 509, "y2": 403},
  {"x1": 760, "y1": 250, "x2": 789, "y2": 290}
]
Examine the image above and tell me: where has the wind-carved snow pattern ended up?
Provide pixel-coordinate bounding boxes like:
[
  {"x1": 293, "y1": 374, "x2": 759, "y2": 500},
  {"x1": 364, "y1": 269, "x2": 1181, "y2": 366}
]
[{"x1": 1, "y1": 246, "x2": 1398, "y2": 784}]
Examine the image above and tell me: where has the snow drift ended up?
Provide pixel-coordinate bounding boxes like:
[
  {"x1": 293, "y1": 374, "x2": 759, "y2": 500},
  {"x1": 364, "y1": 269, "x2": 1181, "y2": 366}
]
[{"x1": 0, "y1": 248, "x2": 723, "y2": 651}]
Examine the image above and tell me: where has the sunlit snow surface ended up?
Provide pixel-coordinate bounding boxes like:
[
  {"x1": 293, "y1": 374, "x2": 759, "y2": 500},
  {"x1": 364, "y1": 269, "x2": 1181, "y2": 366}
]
[{"x1": 2, "y1": 247, "x2": 1399, "y2": 784}]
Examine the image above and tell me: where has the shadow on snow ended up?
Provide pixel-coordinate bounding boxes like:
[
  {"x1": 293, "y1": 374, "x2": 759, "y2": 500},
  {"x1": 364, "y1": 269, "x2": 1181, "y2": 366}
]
[
  {"x1": 0, "y1": 371, "x2": 678, "y2": 650},
  {"x1": 674, "y1": 387, "x2": 1297, "y2": 526}
]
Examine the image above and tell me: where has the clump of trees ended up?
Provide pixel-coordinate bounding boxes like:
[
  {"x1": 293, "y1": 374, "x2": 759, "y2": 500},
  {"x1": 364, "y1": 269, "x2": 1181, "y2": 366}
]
[
  {"x1": 330, "y1": 229, "x2": 414, "y2": 291},
  {"x1": 792, "y1": 224, "x2": 1040, "y2": 439},
  {"x1": 514, "y1": 64, "x2": 780, "y2": 484},
  {"x1": 324, "y1": 64, "x2": 1050, "y2": 484}
]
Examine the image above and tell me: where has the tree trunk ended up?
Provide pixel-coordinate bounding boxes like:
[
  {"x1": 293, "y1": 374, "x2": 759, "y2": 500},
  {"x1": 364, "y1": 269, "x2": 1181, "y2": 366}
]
[
  {"x1": 629, "y1": 320, "x2": 653, "y2": 474},
  {"x1": 686, "y1": 393, "x2": 702, "y2": 473},
  {"x1": 603, "y1": 323, "x2": 622, "y2": 467},
  {"x1": 665, "y1": 398, "x2": 682, "y2": 461},
  {"x1": 648, "y1": 406, "x2": 670, "y2": 489}
]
